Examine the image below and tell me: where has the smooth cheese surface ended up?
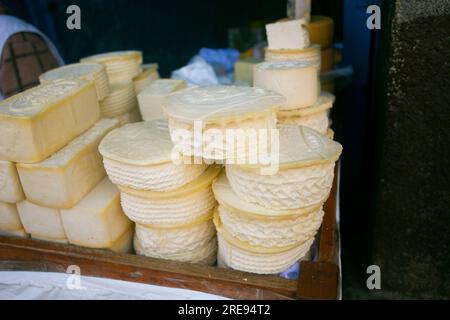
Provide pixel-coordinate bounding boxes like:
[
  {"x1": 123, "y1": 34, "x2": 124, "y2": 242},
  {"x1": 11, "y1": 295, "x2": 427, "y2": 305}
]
[
  {"x1": 0, "y1": 201, "x2": 22, "y2": 231},
  {"x1": 0, "y1": 228, "x2": 28, "y2": 238},
  {"x1": 0, "y1": 79, "x2": 100, "y2": 163},
  {"x1": 0, "y1": 160, "x2": 24, "y2": 203},
  {"x1": 39, "y1": 63, "x2": 110, "y2": 100},
  {"x1": 133, "y1": 66, "x2": 160, "y2": 94},
  {"x1": 164, "y1": 85, "x2": 285, "y2": 124},
  {"x1": 17, "y1": 119, "x2": 119, "y2": 208},
  {"x1": 17, "y1": 200, "x2": 66, "y2": 239},
  {"x1": 138, "y1": 79, "x2": 186, "y2": 121},
  {"x1": 108, "y1": 227, "x2": 134, "y2": 253},
  {"x1": 99, "y1": 119, "x2": 174, "y2": 166},
  {"x1": 60, "y1": 177, "x2": 132, "y2": 248},
  {"x1": 253, "y1": 60, "x2": 319, "y2": 110},
  {"x1": 266, "y1": 19, "x2": 310, "y2": 50}
]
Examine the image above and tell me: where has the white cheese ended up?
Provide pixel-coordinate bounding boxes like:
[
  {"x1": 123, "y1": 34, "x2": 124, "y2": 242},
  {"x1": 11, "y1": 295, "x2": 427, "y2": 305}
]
[
  {"x1": 0, "y1": 160, "x2": 24, "y2": 203},
  {"x1": 0, "y1": 79, "x2": 100, "y2": 163},
  {"x1": 137, "y1": 79, "x2": 186, "y2": 121},
  {"x1": 16, "y1": 200, "x2": 66, "y2": 239},
  {"x1": 60, "y1": 177, "x2": 132, "y2": 248},
  {"x1": 133, "y1": 64, "x2": 160, "y2": 94},
  {"x1": 265, "y1": 19, "x2": 310, "y2": 50},
  {"x1": 108, "y1": 227, "x2": 134, "y2": 253},
  {"x1": 0, "y1": 201, "x2": 22, "y2": 231},
  {"x1": 0, "y1": 228, "x2": 28, "y2": 238},
  {"x1": 17, "y1": 119, "x2": 119, "y2": 208},
  {"x1": 39, "y1": 63, "x2": 111, "y2": 100},
  {"x1": 254, "y1": 60, "x2": 319, "y2": 110},
  {"x1": 100, "y1": 82, "x2": 137, "y2": 118},
  {"x1": 114, "y1": 107, "x2": 142, "y2": 125}
]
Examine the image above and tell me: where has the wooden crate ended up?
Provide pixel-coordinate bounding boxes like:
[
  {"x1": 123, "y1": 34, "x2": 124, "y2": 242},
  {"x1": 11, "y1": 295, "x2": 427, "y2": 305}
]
[{"x1": 0, "y1": 169, "x2": 339, "y2": 300}]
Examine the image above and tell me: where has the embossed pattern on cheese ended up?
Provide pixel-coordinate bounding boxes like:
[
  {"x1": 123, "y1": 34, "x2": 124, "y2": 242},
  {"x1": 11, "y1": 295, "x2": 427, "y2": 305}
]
[{"x1": 0, "y1": 79, "x2": 100, "y2": 163}]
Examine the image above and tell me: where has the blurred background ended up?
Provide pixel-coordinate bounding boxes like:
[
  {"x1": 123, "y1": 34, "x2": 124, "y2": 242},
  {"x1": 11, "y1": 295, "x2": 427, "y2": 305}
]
[{"x1": 1, "y1": 0, "x2": 449, "y2": 299}]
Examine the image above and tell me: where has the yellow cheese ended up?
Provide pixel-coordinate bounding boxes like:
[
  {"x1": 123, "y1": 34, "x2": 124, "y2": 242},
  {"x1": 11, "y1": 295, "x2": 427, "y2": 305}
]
[
  {"x1": 108, "y1": 227, "x2": 134, "y2": 253},
  {"x1": 133, "y1": 64, "x2": 160, "y2": 94},
  {"x1": 0, "y1": 79, "x2": 100, "y2": 163},
  {"x1": 100, "y1": 82, "x2": 137, "y2": 118},
  {"x1": 17, "y1": 119, "x2": 119, "y2": 209},
  {"x1": 0, "y1": 228, "x2": 28, "y2": 238},
  {"x1": 31, "y1": 235, "x2": 68, "y2": 244},
  {"x1": 16, "y1": 200, "x2": 66, "y2": 239},
  {"x1": 137, "y1": 79, "x2": 186, "y2": 121},
  {"x1": 307, "y1": 16, "x2": 334, "y2": 48},
  {"x1": 114, "y1": 107, "x2": 142, "y2": 125},
  {"x1": 0, "y1": 160, "x2": 24, "y2": 203},
  {"x1": 39, "y1": 63, "x2": 111, "y2": 100},
  {"x1": 60, "y1": 177, "x2": 132, "y2": 248},
  {"x1": 0, "y1": 201, "x2": 22, "y2": 231},
  {"x1": 234, "y1": 57, "x2": 263, "y2": 86}
]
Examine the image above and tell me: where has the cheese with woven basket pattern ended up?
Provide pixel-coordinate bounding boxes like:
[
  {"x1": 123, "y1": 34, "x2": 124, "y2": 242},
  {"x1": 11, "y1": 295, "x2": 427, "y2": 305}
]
[
  {"x1": 226, "y1": 125, "x2": 342, "y2": 210},
  {"x1": 119, "y1": 165, "x2": 220, "y2": 227},
  {"x1": 215, "y1": 214, "x2": 313, "y2": 274},
  {"x1": 17, "y1": 200, "x2": 66, "y2": 240},
  {"x1": 17, "y1": 119, "x2": 119, "y2": 209},
  {"x1": 0, "y1": 160, "x2": 24, "y2": 203},
  {"x1": 99, "y1": 119, "x2": 207, "y2": 191},
  {"x1": 0, "y1": 79, "x2": 100, "y2": 163},
  {"x1": 253, "y1": 60, "x2": 319, "y2": 110},
  {"x1": 60, "y1": 177, "x2": 132, "y2": 248},
  {"x1": 277, "y1": 92, "x2": 334, "y2": 134},
  {"x1": 163, "y1": 85, "x2": 285, "y2": 162},
  {"x1": 81, "y1": 51, "x2": 142, "y2": 85},
  {"x1": 134, "y1": 214, "x2": 217, "y2": 265},
  {"x1": 39, "y1": 63, "x2": 110, "y2": 100},
  {"x1": 100, "y1": 82, "x2": 137, "y2": 118},
  {"x1": 213, "y1": 172, "x2": 324, "y2": 249}
]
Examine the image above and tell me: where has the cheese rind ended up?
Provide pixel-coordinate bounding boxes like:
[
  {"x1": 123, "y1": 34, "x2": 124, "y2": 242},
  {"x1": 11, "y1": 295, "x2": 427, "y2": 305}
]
[
  {"x1": 32, "y1": 235, "x2": 69, "y2": 244},
  {"x1": 0, "y1": 79, "x2": 100, "y2": 163},
  {"x1": 17, "y1": 119, "x2": 119, "y2": 208},
  {"x1": 60, "y1": 178, "x2": 132, "y2": 248},
  {"x1": 100, "y1": 83, "x2": 137, "y2": 118},
  {"x1": 0, "y1": 160, "x2": 24, "y2": 203},
  {"x1": 0, "y1": 201, "x2": 22, "y2": 231},
  {"x1": 137, "y1": 79, "x2": 186, "y2": 121},
  {"x1": 253, "y1": 60, "x2": 319, "y2": 110},
  {"x1": 17, "y1": 200, "x2": 66, "y2": 239},
  {"x1": 265, "y1": 19, "x2": 310, "y2": 50},
  {"x1": 264, "y1": 44, "x2": 321, "y2": 68},
  {"x1": 39, "y1": 63, "x2": 111, "y2": 100}
]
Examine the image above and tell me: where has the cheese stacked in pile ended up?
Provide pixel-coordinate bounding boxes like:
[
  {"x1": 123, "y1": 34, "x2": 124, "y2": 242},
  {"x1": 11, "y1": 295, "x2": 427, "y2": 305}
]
[
  {"x1": 99, "y1": 119, "x2": 219, "y2": 265},
  {"x1": 256, "y1": 19, "x2": 335, "y2": 136},
  {"x1": 81, "y1": 51, "x2": 160, "y2": 125},
  {"x1": 0, "y1": 79, "x2": 133, "y2": 252},
  {"x1": 217, "y1": 125, "x2": 342, "y2": 274}
]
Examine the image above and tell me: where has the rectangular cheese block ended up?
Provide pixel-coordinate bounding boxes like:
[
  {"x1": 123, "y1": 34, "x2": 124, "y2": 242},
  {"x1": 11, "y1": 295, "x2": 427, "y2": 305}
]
[
  {"x1": 16, "y1": 200, "x2": 66, "y2": 239},
  {"x1": 0, "y1": 201, "x2": 22, "y2": 231},
  {"x1": 266, "y1": 19, "x2": 310, "y2": 50},
  {"x1": 17, "y1": 119, "x2": 119, "y2": 209},
  {"x1": 0, "y1": 79, "x2": 100, "y2": 163},
  {"x1": 32, "y1": 235, "x2": 69, "y2": 244},
  {"x1": 234, "y1": 57, "x2": 263, "y2": 86},
  {"x1": 0, "y1": 160, "x2": 25, "y2": 203},
  {"x1": 60, "y1": 177, "x2": 132, "y2": 248},
  {"x1": 109, "y1": 227, "x2": 134, "y2": 253},
  {"x1": 137, "y1": 79, "x2": 186, "y2": 121},
  {"x1": 0, "y1": 228, "x2": 28, "y2": 238}
]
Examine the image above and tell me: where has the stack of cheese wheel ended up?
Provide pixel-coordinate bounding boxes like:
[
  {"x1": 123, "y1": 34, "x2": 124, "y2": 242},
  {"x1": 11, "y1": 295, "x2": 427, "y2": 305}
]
[
  {"x1": 163, "y1": 85, "x2": 285, "y2": 163},
  {"x1": 81, "y1": 51, "x2": 147, "y2": 125},
  {"x1": 257, "y1": 18, "x2": 335, "y2": 137},
  {"x1": 216, "y1": 125, "x2": 342, "y2": 274},
  {"x1": 39, "y1": 63, "x2": 111, "y2": 101},
  {"x1": 133, "y1": 63, "x2": 160, "y2": 94},
  {"x1": 99, "y1": 119, "x2": 219, "y2": 265},
  {"x1": 0, "y1": 79, "x2": 133, "y2": 252}
]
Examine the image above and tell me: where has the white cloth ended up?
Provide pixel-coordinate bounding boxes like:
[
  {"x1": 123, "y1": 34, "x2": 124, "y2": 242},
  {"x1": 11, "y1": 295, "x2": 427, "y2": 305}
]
[
  {"x1": 0, "y1": 271, "x2": 228, "y2": 300},
  {"x1": 0, "y1": 14, "x2": 64, "y2": 100}
]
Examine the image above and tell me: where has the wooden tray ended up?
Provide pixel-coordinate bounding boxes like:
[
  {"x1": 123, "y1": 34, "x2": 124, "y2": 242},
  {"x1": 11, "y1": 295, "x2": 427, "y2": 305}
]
[{"x1": 0, "y1": 169, "x2": 339, "y2": 300}]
